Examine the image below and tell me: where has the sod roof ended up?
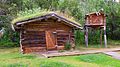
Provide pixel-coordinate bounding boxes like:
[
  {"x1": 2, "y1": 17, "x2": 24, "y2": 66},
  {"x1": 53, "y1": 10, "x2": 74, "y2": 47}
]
[{"x1": 12, "y1": 11, "x2": 82, "y2": 29}]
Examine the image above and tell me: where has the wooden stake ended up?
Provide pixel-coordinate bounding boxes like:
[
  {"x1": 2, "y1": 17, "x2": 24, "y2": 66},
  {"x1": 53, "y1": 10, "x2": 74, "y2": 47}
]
[
  {"x1": 103, "y1": 15, "x2": 107, "y2": 48},
  {"x1": 100, "y1": 28, "x2": 103, "y2": 47},
  {"x1": 20, "y1": 31, "x2": 23, "y2": 53},
  {"x1": 104, "y1": 26, "x2": 107, "y2": 48},
  {"x1": 85, "y1": 27, "x2": 88, "y2": 47}
]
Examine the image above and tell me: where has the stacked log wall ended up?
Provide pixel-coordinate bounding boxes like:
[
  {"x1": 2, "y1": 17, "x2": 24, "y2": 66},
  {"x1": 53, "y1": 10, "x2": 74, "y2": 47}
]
[{"x1": 20, "y1": 19, "x2": 75, "y2": 53}]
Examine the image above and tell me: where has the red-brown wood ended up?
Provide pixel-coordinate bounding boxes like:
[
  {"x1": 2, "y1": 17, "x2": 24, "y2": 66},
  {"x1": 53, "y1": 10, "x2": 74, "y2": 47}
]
[
  {"x1": 85, "y1": 12, "x2": 105, "y2": 28},
  {"x1": 18, "y1": 19, "x2": 75, "y2": 53},
  {"x1": 84, "y1": 11, "x2": 107, "y2": 48},
  {"x1": 46, "y1": 30, "x2": 56, "y2": 50}
]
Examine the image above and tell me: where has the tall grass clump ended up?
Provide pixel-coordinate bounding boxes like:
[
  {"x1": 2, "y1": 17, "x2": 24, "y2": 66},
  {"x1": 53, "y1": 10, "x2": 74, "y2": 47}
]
[{"x1": 75, "y1": 30, "x2": 84, "y2": 47}]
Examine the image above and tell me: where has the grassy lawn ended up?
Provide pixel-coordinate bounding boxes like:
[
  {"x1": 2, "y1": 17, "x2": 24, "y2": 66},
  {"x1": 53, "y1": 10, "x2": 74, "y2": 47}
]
[{"x1": 0, "y1": 48, "x2": 120, "y2": 67}]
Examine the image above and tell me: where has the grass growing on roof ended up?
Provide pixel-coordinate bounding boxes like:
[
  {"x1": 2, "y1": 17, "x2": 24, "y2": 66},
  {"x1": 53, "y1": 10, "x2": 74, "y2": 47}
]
[
  {"x1": 11, "y1": 8, "x2": 81, "y2": 26},
  {"x1": 1, "y1": 48, "x2": 120, "y2": 67}
]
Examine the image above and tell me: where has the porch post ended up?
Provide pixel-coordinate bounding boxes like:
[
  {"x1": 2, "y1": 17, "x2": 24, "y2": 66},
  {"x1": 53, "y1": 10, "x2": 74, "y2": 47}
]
[
  {"x1": 104, "y1": 26, "x2": 107, "y2": 48},
  {"x1": 85, "y1": 26, "x2": 88, "y2": 47},
  {"x1": 100, "y1": 28, "x2": 103, "y2": 46},
  {"x1": 104, "y1": 15, "x2": 107, "y2": 48},
  {"x1": 20, "y1": 30, "x2": 23, "y2": 53}
]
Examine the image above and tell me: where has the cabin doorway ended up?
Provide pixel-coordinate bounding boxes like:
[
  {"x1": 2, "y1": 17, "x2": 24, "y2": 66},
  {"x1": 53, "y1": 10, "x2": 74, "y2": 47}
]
[{"x1": 46, "y1": 30, "x2": 57, "y2": 50}]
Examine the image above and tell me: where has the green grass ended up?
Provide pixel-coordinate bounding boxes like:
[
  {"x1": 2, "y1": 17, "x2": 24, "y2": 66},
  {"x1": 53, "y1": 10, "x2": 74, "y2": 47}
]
[
  {"x1": 11, "y1": 9, "x2": 81, "y2": 26},
  {"x1": 0, "y1": 48, "x2": 120, "y2": 67}
]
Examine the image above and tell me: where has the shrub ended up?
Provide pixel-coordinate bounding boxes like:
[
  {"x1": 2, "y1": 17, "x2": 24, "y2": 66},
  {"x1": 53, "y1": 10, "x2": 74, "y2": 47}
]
[
  {"x1": 0, "y1": 31, "x2": 19, "y2": 47},
  {"x1": 65, "y1": 41, "x2": 71, "y2": 50}
]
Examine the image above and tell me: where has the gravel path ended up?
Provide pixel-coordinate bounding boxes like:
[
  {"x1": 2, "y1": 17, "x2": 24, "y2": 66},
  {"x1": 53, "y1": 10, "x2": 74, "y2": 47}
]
[
  {"x1": 36, "y1": 47, "x2": 120, "y2": 58},
  {"x1": 103, "y1": 52, "x2": 120, "y2": 60}
]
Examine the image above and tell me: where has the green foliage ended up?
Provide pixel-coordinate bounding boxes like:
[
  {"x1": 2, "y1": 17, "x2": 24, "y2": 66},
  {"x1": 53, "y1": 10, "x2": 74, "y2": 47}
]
[
  {"x1": 1, "y1": 48, "x2": 120, "y2": 67},
  {"x1": 40, "y1": 61, "x2": 73, "y2": 67},
  {"x1": 74, "y1": 53, "x2": 120, "y2": 67},
  {"x1": 12, "y1": 9, "x2": 80, "y2": 27},
  {"x1": 75, "y1": 30, "x2": 84, "y2": 47},
  {"x1": 88, "y1": 29, "x2": 101, "y2": 45},
  {"x1": 12, "y1": 8, "x2": 49, "y2": 24},
  {"x1": 65, "y1": 41, "x2": 71, "y2": 50},
  {"x1": 0, "y1": 0, "x2": 120, "y2": 47},
  {"x1": 0, "y1": 15, "x2": 19, "y2": 47},
  {"x1": 0, "y1": 31, "x2": 19, "y2": 47},
  {"x1": 4, "y1": 63, "x2": 28, "y2": 67},
  {"x1": 17, "y1": 7, "x2": 42, "y2": 17}
]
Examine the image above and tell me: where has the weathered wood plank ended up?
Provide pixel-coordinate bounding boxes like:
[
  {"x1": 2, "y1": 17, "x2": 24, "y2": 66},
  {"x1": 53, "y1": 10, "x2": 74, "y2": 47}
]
[
  {"x1": 100, "y1": 28, "x2": 103, "y2": 46},
  {"x1": 20, "y1": 31, "x2": 23, "y2": 53},
  {"x1": 104, "y1": 26, "x2": 107, "y2": 48},
  {"x1": 41, "y1": 48, "x2": 120, "y2": 58},
  {"x1": 23, "y1": 47, "x2": 46, "y2": 53},
  {"x1": 46, "y1": 31, "x2": 56, "y2": 50},
  {"x1": 85, "y1": 27, "x2": 88, "y2": 47},
  {"x1": 19, "y1": 18, "x2": 75, "y2": 53}
]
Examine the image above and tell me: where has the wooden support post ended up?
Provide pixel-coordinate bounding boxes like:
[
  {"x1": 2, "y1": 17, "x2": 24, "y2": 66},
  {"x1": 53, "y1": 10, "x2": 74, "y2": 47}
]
[
  {"x1": 85, "y1": 26, "x2": 88, "y2": 47},
  {"x1": 20, "y1": 31, "x2": 23, "y2": 53},
  {"x1": 104, "y1": 26, "x2": 107, "y2": 48},
  {"x1": 103, "y1": 15, "x2": 107, "y2": 48},
  {"x1": 69, "y1": 31, "x2": 71, "y2": 44},
  {"x1": 70, "y1": 31, "x2": 75, "y2": 50},
  {"x1": 100, "y1": 28, "x2": 103, "y2": 47}
]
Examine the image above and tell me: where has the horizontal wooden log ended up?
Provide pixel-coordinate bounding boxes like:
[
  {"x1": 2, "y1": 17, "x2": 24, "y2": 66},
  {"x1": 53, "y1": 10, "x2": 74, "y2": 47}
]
[
  {"x1": 57, "y1": 46, "x2": 64, "y2": 50},
  {"x1": 22, "y1": 42, "x2": 46, "y2": 45},
  {"x1": 57, "y1": 38, "x2": 68, "y2": 40},
  {"x1": 21, "y1": 36, "x2": 45, "y2": 40},
  {"x1": 21, "y1": 39, "x2": 46, "y2": 42},
  {"x1": 23, "y1": 47, "x2": 46, "y2": 53},
  {"x1": 22, "y1": 33, "x2": 45, "y2": 35},
  {"x1": 21, "y1": 40, "x2": 46, "y2": 44},
  {"x1": 57, "y1": 39, "x2": 68, "y2": 41},
  {"x1": 57, "y1": 33, "x2": 69, "y2": 34},
  {"x1": 21, "y1": 38, "x2": 46, "y2": 41},
  {"x1": 22, "y1": 35, "x2": 45, "y2": 37},
  {"x1": 57, "y1": 35, "x2": 69, "y2": 37},
  {"x1": 57, "y1": 43, "x2": 66, "y2": 46},
  {"x1": 23, "y1": 44, "x2": 46, "y2": 47},
  {"x1": 21, "y1": 36, "x2": 45, "y2": 39}
]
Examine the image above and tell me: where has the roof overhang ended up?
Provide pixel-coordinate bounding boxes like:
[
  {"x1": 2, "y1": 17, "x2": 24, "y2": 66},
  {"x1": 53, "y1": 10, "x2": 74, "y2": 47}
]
[
  {"x1": 13, "y1": 13, "x2": 82, "y2": 30},
  {"x1": 85, "y1": 11, "x2": 106, "y2": 19}
]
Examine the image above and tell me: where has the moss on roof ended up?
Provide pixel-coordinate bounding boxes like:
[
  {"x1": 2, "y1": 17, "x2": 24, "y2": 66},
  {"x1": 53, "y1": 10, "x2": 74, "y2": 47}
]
[{"x1": 11, "y1": 10, "x2": 81, "y2": 26}]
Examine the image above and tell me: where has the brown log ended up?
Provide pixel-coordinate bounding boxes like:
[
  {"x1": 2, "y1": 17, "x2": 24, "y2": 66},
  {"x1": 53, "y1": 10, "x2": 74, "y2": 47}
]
[
  {"x1": 104, "y1": 26, "x2": 107, "y2": 48},
  {"x1": 100, "y1": 28, "x2": 103, "y2": 46},
  {"x1": 85, "y1": 27, "x2": 88, "y2": 47}
]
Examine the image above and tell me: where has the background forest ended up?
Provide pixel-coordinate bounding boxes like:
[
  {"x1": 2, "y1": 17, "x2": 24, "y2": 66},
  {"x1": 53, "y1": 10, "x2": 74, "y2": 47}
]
[{"x1": 0, "y1": 0, "x2": 120, "y2": 47}]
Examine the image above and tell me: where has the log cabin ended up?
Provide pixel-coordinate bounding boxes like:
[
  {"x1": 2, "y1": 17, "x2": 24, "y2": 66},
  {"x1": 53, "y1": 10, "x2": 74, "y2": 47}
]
[
  {"x1": 84, "y1": 10, "x2": 107, "y2": 47},
  {"x1": 85, "y1": 11, "x2": 106, "y2": 28},
  {"x1": 12, "y1": 12, "x2": 82, "y2": 53}
]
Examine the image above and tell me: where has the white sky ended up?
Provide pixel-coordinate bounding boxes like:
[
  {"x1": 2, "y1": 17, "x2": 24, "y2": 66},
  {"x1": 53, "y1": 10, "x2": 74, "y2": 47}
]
[{"x1": 114, "y1": 0, "x2": 120, "y2": 2}]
